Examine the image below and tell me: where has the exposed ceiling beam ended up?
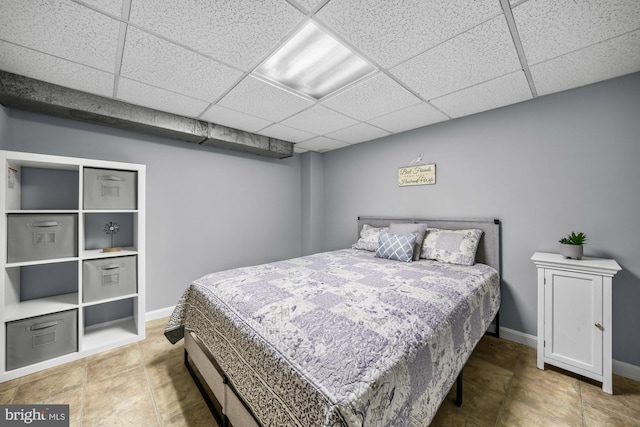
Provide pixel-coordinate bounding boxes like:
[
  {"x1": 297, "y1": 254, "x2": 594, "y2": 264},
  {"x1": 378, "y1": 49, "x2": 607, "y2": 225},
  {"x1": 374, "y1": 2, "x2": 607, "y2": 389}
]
[{"x1": 0, "y1": 71, "x2": 294, "y2": 159}]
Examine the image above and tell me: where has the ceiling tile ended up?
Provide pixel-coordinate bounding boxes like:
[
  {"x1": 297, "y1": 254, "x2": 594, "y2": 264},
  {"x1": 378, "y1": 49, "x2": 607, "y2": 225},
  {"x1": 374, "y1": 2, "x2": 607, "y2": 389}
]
[
  {"x1": 391, "y1": 15, "x2": 522, "y2": 100},
  {"x1": 0, "y1": 41, "x2": 114, "y2": 97},
  {"x1": 326, "y1": 123, "x2": 390, "y2": 144},
  {"x1": 80, "y1": 0, "x2": 123, "y2": 17},
  {"x1": 199, "y1": 105, "x2": 272, "y2": 133},
  {"x1": 367, "y1": 103, "x2": 449, "y2": 133},
  {"x1": 218, "y1": 76, "x2": 314, "y2": 122},
  {"x1": 121, "y1": 27, "x2": 243, "y2": 102},
  {"x1": 531, "y1": 30, "x2": 640, "y2": 96},
  {"x1": 258, "y1": 124, "x2": 315, "y2": 143},
  {"x1": 0, "y1": 0, "x2": 120, "y2": 72},
  {"x1": 295, "y1": 137, "x2": 349, "y2": 153},
  {"x1": 316, "y1": 0, "x2": 500, "y2": 67},
  {"x1": 117, "y1": 78, "x2": 210, "y2": 118},
  {"x1": 513, "y1": 0, "x2": 640, "y2": 65},
  {"x1": 431, "y1": 71, "x2": 532, "y2": 118},
  {"x1": 128, "y1": 0, "x2": 304, "y2": 70},
  {"x1": 281, "y1": 105, "x2": 358, "y2": 135},
  {"x1": 322, "y1": 74, "x2": 421, "y2": 121}
]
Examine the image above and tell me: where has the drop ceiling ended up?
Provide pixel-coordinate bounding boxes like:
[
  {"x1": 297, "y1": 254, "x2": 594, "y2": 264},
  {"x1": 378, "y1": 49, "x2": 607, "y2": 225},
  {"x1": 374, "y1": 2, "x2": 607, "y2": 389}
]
[{"x1": 1, "y1": 0, "x2": 639, "y2": 153}]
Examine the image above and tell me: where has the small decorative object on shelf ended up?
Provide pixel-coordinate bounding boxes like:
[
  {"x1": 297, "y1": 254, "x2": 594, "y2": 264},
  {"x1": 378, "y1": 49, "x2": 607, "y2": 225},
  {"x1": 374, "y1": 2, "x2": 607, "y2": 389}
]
[
  {"x1": 559, "y1": 231, "x2": 587, "y2": 260},
  {"x1": 102, "y1": 221, "x2": 121, "y2": 252}
]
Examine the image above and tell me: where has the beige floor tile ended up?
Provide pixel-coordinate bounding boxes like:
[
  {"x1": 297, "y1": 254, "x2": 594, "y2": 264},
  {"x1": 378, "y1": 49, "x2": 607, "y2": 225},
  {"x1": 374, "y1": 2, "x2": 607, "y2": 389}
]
[
  {"x1": 512, "y1": 356, "x2": 582, "y2": 396},
  {"x1": 24, "y1": 388, "x2": 83, "y2": 423},
  {"x1": 139, "y1": 328, "x2": 179, "y2": 362},
  {"x1": 447, "y1": 380, "x2": 506, "y2": 426},
  {"x1": 11, "y1": 363, "x2": 84, "y2": 404},
  {"x1": 152, "y1": 367, "x2": 206, "y2": 419},
  {"x1": 161, "y1": 398, "x2": 216, "y2": 427},
  {"x1": 83, "y1": 365, "x2": 159, "y2": 425},
  {"x1": 581, "y1": 375, "x2": 640, "y2": 422},
  {"x1": 85, "y1": 342, "x2": 142, "y2": 383},
  {"x1": 430, "y1": 400, "x2": 487, "y2": 427},
  {"x1": 583, "y1": 401, "x2": 640, "y2": 427},
  {"x1": 145, "y1": 346, "x2": 187, "y2": 389},
  {"x1": 472, "y1": 335, "x2": 526, "y2": 371},
  {"x1": 498, "y1": 396, "x2": 575, "y2": 427},
  {"x1": 505, "y1": 382, "x2": 583, "y2": 426},
  {"x1": 0, "y1": 377, "x2": 22, "y2": 392},
  {"x1": 0, "y1": 388, "x2": 17, "y2": 403},
  {"x1": 0, "y1": 378, "x2": 21, "y2": 403},
  {"x1": 463, "y1": 355, "x2": 514, "y2": 394},
  {"x1": 19, "y1": 358, "x2": 86, "y2": 384}
]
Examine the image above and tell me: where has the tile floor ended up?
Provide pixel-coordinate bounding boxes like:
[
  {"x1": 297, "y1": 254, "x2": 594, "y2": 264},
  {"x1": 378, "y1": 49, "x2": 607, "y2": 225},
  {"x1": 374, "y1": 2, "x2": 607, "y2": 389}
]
[{"x1": 1, "y1": 317, "x2": 639, "y2": 426}]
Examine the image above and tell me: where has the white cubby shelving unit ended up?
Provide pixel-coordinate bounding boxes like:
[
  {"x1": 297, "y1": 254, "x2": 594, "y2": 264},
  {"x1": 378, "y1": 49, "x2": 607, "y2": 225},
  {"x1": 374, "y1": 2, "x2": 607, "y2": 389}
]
[{"x1": 1, "y1": 150, "x2": 145, "y2": 382}]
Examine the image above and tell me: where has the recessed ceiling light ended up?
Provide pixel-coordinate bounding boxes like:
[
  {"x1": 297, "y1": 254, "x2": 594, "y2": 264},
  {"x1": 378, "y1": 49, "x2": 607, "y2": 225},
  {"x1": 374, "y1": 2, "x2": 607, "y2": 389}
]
[{"x1": 254, "y1": 22, "x2": 377, "y2": 99}]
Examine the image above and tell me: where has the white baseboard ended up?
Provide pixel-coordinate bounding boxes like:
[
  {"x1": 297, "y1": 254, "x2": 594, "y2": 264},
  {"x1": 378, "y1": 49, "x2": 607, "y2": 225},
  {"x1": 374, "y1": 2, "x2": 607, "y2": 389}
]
[
  {"x1": 612, "y1": 359, "x2": 640, "y2": 381},
  {"x1": 146, "y1": 306, "x2": 175, "y2": 321},
  {"x1": 499, "y1": 326, "x2": 538, "y2": 348},
  {"x1": 498, "y1": 326, "x2": 640, "y2": 381}
]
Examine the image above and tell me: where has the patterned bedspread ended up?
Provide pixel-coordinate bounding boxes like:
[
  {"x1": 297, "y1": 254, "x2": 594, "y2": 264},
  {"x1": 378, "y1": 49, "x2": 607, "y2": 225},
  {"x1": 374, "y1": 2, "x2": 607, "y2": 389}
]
[{"x1": 164, "y1": 248, "x2": 500, "y2": 426}]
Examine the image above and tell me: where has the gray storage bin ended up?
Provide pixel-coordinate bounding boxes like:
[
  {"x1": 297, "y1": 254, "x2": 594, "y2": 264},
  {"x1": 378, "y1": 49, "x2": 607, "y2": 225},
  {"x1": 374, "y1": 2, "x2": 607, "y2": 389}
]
[
  {"x1": 7, "y1": 214, "x2": 78, "y2": 263},
  {"x1": 83, "y1": 256, "x2": 137, "y2": 303},
  {"x1": 6, "y1": 310, "x2": 77, "y2": 371},
  {"x1": 83, "y1": 168, "x2": 137, "y2": 210}
]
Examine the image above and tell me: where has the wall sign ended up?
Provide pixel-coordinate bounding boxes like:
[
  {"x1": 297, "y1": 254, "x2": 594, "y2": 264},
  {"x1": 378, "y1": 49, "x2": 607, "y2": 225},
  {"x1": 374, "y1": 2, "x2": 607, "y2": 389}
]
[{"x1": 398, "y1": 164, "x2": 436, "y2": 186}]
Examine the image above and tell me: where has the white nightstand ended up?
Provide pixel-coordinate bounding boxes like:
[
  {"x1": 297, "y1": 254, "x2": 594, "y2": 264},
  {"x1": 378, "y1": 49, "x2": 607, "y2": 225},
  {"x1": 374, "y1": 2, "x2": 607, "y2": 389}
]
[{"x1": 531, "y1": 252, "x2": 621, "y2": 394}]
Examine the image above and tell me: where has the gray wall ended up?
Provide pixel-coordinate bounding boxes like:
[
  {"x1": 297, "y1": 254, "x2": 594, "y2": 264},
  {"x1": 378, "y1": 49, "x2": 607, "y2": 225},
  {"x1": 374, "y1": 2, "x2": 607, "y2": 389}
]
[
  {"x1": 1, "y1": 111, "x2": 303, "y2": 312},
  {"x1": 300, "y1": 151, "x2": 324, "y2": 255},
  {"x1": 320, "y1": 72, "x2": 640, "y2": 366},
  {"x1": 0, "y1": 105, "x2": 7, "y2": 142}
]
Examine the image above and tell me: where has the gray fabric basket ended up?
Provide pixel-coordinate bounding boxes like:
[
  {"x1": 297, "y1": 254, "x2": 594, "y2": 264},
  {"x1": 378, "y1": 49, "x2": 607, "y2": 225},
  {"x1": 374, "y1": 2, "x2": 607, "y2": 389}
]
[
  {"x1": 83, "y1": 256, "x2": 137, "y2": 303},
  {"x1": 83, "y1": 168, "x2": 137, "y2": 210},
  {"x1": 7, "y1": 214, "x2": 78, "y2": 263},
  {"x1": 6, "y1": 310, "x2": 77, "y2": 371}
]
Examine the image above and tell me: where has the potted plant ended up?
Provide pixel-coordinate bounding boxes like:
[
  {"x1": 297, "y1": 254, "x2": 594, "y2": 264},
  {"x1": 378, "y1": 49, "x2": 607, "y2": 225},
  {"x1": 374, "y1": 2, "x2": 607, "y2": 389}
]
[{"x1": 559, "y1": 232, "x2": 587, "y2": 260}]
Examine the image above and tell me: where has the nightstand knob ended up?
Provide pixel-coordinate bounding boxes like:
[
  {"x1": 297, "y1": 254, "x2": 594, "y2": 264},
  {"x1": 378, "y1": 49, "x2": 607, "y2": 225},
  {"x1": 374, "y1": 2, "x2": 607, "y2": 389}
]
[{"x1": 595, "y1": 322, "x2": 602, "y2": 329}]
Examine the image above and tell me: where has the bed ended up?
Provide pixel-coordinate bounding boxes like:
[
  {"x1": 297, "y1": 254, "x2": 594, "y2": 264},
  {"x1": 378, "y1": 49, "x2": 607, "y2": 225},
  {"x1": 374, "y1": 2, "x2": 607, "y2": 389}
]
[{"x1": 164, "y1": 217, "x2": 501, "y2": 426}]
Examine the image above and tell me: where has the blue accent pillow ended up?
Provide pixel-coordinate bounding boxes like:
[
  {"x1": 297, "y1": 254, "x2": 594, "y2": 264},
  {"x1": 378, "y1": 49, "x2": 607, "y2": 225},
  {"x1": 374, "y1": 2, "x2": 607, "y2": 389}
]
[{"x1": 375, "y1": 232, "x2": 419, "y2": 262}]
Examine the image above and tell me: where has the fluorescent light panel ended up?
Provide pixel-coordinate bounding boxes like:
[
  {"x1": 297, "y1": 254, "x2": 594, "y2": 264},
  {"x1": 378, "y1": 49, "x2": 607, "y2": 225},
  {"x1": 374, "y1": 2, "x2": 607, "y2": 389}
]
[{"x1": 255, "y1": 22, "x2": 376, "y2": 99}]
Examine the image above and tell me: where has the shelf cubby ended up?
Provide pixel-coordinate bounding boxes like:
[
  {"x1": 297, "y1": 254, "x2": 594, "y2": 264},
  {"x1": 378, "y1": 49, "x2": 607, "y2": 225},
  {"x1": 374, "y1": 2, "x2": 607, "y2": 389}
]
[{"x1": 1, "y1": 150, "x2": 145, "y2": 381}]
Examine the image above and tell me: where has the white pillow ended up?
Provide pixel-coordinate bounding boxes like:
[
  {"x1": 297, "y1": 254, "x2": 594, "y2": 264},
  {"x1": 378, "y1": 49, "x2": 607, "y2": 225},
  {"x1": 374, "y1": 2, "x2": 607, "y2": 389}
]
[
  {"x1": 352, "y1": 224, "x2": 389, "y2": 252},
  {"x1": 420, "y1": 228, "x2": 483, "y2": 266}
]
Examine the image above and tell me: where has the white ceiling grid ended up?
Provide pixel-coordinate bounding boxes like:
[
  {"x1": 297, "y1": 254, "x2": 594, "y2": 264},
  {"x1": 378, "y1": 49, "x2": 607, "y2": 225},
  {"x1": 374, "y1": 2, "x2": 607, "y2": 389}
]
[{"x1": 0, "y1": 0, "x2": 638, "y2": 153}]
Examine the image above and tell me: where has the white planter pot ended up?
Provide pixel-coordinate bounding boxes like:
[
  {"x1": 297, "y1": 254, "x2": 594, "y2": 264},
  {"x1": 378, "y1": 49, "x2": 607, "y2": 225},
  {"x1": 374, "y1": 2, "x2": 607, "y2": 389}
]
[{"x1": 560, "y1": 243, "x2": 583, "y2": 260}]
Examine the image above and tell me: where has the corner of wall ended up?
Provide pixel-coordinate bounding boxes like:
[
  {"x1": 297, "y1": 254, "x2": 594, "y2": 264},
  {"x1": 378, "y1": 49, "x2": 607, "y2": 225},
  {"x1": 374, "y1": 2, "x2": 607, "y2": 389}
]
[
  {"x1": 300, "y1": 151, "x2": 325, "y2": 255},
  {"x1": 0, "y1": 105, "x2": 8, "y2": 149}
]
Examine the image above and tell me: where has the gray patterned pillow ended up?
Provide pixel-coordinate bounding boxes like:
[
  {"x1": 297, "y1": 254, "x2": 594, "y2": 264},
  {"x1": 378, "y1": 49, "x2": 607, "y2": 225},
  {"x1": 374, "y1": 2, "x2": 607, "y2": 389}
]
[
  {"x1": 420, "y1": 228, "x2": 483, "y2": 265},
  {"x1": 352, "y1": 224, "x2": 389, "y2": 252},
  {"x1": 375, "y1": 231, "x2": 419, "y2": 262},
  {"x1": 388, "y1": 222, "x2": 428, "y2": 261}
]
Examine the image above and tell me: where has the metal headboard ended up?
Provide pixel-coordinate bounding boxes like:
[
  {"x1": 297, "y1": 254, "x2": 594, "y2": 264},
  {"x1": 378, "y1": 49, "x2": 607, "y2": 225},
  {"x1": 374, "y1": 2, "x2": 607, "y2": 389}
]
[{"x1": 356, "y1": 216, "x2": 501, "y2": 273}]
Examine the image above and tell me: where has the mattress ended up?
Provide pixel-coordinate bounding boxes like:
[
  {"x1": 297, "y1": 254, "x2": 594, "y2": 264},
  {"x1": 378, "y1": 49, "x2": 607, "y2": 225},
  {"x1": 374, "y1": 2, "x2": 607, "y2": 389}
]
[{"x1": 164, "y1": 248, "x2": 500, "y2": 426}]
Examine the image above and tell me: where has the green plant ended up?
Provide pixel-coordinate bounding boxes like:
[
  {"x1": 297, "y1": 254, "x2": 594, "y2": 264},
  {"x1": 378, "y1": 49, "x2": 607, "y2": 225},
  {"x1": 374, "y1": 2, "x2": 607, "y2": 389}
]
[{"x1": 559, "y1": 232, "x2": 587, "y2": 245}]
